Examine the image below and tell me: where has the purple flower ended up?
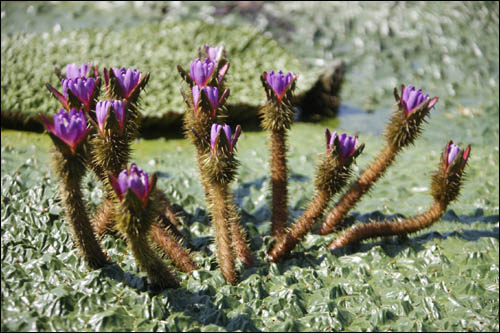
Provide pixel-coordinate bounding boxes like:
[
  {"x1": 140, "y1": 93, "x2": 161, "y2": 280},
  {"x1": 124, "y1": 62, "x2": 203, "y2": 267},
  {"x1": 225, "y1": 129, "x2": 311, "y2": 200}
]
[
  {"x1": 112, "y1": 67, "x2": 141, "y2": 99},
  {"x1": 401, "y1": 85, "x2": 438, "y2": 116},
  {"x1": 40, "y1": 108, "x2": 90, "y2": 153},
  {"x1": 96, "y1": 100, "x2": 126, "y2": 134},
  {"x1": 61, "y1": 77, "x2": 96, "y2": 108},
  {"x1": 325, "y1": 129, "x2": 357, "y2": 159},
  {"x1": 110, "y1": 163, "x2": 154, "y2": 206},
  {"x1": 65, "y1": 63, "x2": 91, "y2": 79},
  {"x1": 210, "y1": 123, "x2": 241, "y2": 155},
  {"x1": 203, "y1": 86, "x2": 229, "y2": 117},
  {"x1": 190, "y1": 58, "x2": 216, "y2": 87},
  {"x1": 444, "y1": 141, "x2": 471, "y2": 172},
  {"x1": 264, "y1": 70, "x2": 296, "y2": 103},
  {"x1": 205, "y1": 45, "x2": 224, "y2": 62}
]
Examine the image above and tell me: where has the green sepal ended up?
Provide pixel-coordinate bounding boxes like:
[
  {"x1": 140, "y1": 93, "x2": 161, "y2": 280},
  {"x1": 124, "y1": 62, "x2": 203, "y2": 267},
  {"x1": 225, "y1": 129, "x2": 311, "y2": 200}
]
[
  {"x1": 201, "y1": 148, "x2": 239, "y2": 186},
  {"x1": 66, "y1": 88, "x2": 84, "y2": 111},
  {"x1": 431, "y1": 147, "x2": 470, "y2": 205},
  {"x1": 315, "y1": 141, "x2": 364, "y2": 196},
  {"x1": 177, "y1": 64, "x2": 194, "y2": 87},
  {"x1": 114, "y1": 173, "x2": 158, "y2": 237},
  {"x1": 259, "y1": 101, "x2": 295, "y2": 132},
  {"x1": 128, "y1": 72, "x2": 150, "y2": 105},
  {"x1": 47, "y1": 131, "x2": 89, "y2": 161}
]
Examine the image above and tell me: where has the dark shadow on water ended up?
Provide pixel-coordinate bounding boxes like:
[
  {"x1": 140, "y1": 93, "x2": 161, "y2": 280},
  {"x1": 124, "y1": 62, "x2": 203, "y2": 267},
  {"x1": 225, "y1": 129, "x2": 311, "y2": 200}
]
[
  {"x1": 99, "y1": 262, "x2": 149, "y2": 293},
  {"x1": 166, "y1": 283, "x2": 262, "y2": 331}
]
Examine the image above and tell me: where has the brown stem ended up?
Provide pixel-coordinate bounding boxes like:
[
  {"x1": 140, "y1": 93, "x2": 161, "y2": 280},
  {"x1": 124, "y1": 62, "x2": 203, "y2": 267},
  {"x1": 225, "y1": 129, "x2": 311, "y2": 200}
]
[
  {"x1": 195, "y1": 145, "x2": 253, "y2": 267},
  {"x1": 268, "y1": 189, "x2": 330, "y2": 262},
  {"x1": 319, "y1": 144, "x2": 398, "y2": 235},
  {"x1": 61, "y1": 175, "x2": 109, "y2": 269},
  {"x1": 227, "y1": 194, "x2": 254, "y2": 267},
  {"x1": 155, "y1": 189, "x2": 185, "y2": 241},
  {"x1": 92, "y1": 196, "x2": 115, "y2": 238},
  {"x1": 329, "y1": 201, "x2": 445, "y2": 250},
  {"x1": 270, "y1": 128, "x2": 289, "y2": 240},
  {"x1": 212, "y1": 183, "x2": 237, "y2": 285},
  {"x1": 149, "y1": 223, "x2": 198, "y2": 273},
  {"x1": 128, "y1": 232, "x2": 179, "y2": 290}
]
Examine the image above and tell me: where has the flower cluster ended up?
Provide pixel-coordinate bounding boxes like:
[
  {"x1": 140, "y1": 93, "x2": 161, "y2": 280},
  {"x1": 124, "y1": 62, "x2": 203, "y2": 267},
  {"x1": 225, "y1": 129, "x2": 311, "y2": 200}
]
[
  {"x1": 210, "y1": 123, "x2": 241, "y2": 155},
  {"x1": 110, "y1": 163, "x2": 154, "y2": 206},
  {"x1": 40, "y1": 108, "x2": 90, "y2": 154},
  {"x1": 325, "y1": 129, "x2": 358, "y2": 159},
  {"x1": 66, "y1": 63, "x2": 92, "y2": 79},
  {"x1": 112, "y1": 67, "x2": 142, "y2": 99},
  {"x1": 263, "y1": 70, "x2": 297, "y2": 103},
  {"x1": 400, "y1": 84, "x2": 438, "y2": 117},
  {"x1": 192, "y1": 85, "x2": 229, "y2": 117},
  {"x1": 96, "y1": 100, "x2": 126, "y2": 135}
]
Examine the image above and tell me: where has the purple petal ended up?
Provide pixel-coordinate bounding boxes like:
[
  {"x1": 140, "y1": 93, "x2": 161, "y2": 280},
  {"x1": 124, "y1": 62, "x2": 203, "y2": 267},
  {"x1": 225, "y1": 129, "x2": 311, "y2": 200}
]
[
  {"x1": 210, "y1": 123, "x2": 221, "y2": 149},
  {"x1": 65, "y1": 64, "x2": 80, "y2": 80},
  {"x1": 222, "y1": 124, "x2": 232, "y2": 144},
  {"x1": 206, "y1": 45, "x2": 224, "y2": 62},
  {"x1": 96, "y1": 101, "x2": 110, "y2": 132},
  {"x1": 111, "y1": 100, "x2": 125, "y2": 130},
  {"x1": 204, "y1": 86, "x2": 219, "y2": 111},
  {"x1": 117, "y1": 169, "x2": 129, "y2": 195},
  {"x1": 446, "y1": 143, "x2": 461, "y2": 168},
  {"x1": 128, "y1": 173, "x2": 146, "y2": 200}
]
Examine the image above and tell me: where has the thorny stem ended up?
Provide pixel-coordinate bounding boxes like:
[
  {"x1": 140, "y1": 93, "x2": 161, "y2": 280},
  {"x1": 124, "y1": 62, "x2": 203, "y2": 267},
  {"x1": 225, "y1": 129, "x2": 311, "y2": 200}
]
[
  {"x1": 329, "y1": 201, "x2": 445, "y2": 249},
  {"x1": 269, "y1": 189, "x2": 330, "y2": 262},
  {"x1": 270, "y1": 128, "x2": 289, "y2": 241},
  {"x1": 319, "y1": 144, "x2": 398, "y2": 235},
  {"x1": 211, "y1": 182, "x2": 237, "y2": 285}
]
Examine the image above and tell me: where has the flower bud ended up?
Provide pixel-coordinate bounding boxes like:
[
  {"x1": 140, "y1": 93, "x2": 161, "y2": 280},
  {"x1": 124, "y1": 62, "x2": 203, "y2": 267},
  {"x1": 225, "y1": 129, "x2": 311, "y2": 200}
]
[
  {"x1": 444, "y1": 141, "x2": 470, "y2": 173},
  {"x1": 65, "y1": 63, "x2": 92, "y2": 79},
  {"x1": 205, "y1": 44, "x2": 224, "y2": 62}
]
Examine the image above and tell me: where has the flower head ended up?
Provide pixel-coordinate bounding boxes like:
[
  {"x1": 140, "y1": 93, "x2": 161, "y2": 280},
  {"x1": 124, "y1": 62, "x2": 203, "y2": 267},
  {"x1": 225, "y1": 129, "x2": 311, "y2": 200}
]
[
  {"x1": 112, "y1": 67, "x2": 141, "y2": 99},
  {"x1": 444, "y1": 141, "x2": 470, "y2": 173},
  {"x1": 96, "y1": 100, "x2": 126, "y2": 134},
  {"x1": 65, "y1": 63, "x2": 92, "y2": 79},
  {"x1": 205, "y1": 45, "x2": 224, "y2": 62},
  {"x1": 40, "y1": 108, "x2": 90, "y2": 153},
  {"x1": 204, "y1": 86, "x2": 219, "y2": 116},
  {"x1": 325, "y1": 129, "x2": 358, "y2": 159},
  {"x1": 203, "y1": 86, "x2": 229, "y2": 117},
  {"x1": 61, "y1": 77, "x2": 96, "y2": 108},
  {"x1": 401, "y1": 85, "x2": 438, "y2": 117},
  {"x1": 190, "y1": 58, "x2": 216, "y2": 87},
  {"x1": 210, "y1": 123, "x2": 241, "y2": 155},
  {"x1": 110, "y1": 163, "x2": 154, "y2": 206},
  {"x1": 264, "y1": 70, "x2": 296, "y2": 103}
]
